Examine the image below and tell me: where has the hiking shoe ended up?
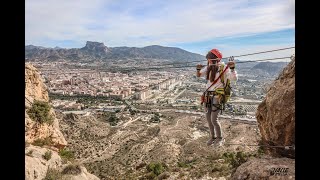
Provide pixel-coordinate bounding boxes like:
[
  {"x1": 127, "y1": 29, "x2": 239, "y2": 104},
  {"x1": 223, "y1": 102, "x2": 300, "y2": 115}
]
[
  {"x1": 207, "y1": 138, "x2": 217, "y2": 146},
  {"x1": 213, "y1": 138, "x2": 225, "y2": 147}
]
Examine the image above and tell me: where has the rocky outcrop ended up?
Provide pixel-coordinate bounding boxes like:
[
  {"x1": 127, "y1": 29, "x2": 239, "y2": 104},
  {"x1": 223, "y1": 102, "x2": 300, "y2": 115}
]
[
  {"x1": 25, "y1": 63, "x2": 99, "y2": 179},
  {"x1": 25, "y1": 145, "x2": 62, "y2": 180},
  {"x1": 25, "y1": 145, "x2": 100, "y2": 180},
  {"x1": 231, "y1": 156, "x2": 295, "y2": 180},
  {"x1": 255, "y1": 56, "x2": 295, "y2": 158},
  {"x1": 25, "y1": 63, "x2": 49, "y2": 104},
  {"x1": 25, "y1": 63, "x2": 67, "y2": 149},
  {"x1": 232, "y1": 56, "x2": 295, "y2": 179},
  {"x1": 60, "y1": 165, "x2": 100, "y2": 180},
  {"x1": 81, "y1": 41, "x2": 110, "y2": 55}
]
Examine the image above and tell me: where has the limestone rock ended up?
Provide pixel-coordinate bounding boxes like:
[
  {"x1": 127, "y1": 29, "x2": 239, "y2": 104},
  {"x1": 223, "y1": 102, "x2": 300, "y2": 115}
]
[
  {"x1": 25, "y1": 63, "x2": 49, "y2": 105},
  {"x1": 256, "y1": 57, "x2": 295, "y2": 158},
  {"x1": 25, "y1": 63, "x2": 67, "y2": 149},
  {"x1": 231, "y1": 156, "x2": 295, "y2": 180},
  {"x1": 25, "y1": 145, "x2": 99, "y2": 180},
  {"x1": 62, "y1": 166, "x2": 100, "y2": 180},
  {"x1": 25, "y1": 145, "x2": 62, "y2": 180},
  {"x1": 25, "y1": 63, "x2": 97, "y2": 179},
  {"x1": 25, "y1": 109, "x2": 67, "y2": 149}
]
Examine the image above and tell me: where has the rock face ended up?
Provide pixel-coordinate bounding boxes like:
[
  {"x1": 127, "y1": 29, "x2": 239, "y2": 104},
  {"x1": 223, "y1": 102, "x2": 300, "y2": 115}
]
[
  {"x1": 25, "y1": 63, "x2": 67, "y2": 149},
  {"x1": 25, "y1": 145, "x2": 100, "y2": 180},
  {"x1": 231, "y1": 156, "x2": 295, "y2": 180},
  {"x1": 60, "y1": 166, "x2": 100, "y2": 180},
  {"x1": 255, "y1": 56, "x2": 295, "y2": 158},
  {"x1": 25, "y1": 145, "x2": 62, "y2": 180},
  {"x1": 25, "y1": 63, "x2": 99, "y2": 180},
  {"x1": 81, "y1": 41, "x2": 110, "y2": 55},
  {"x1": 25, "y1": 63, "x2": 49, "y2": 103}
]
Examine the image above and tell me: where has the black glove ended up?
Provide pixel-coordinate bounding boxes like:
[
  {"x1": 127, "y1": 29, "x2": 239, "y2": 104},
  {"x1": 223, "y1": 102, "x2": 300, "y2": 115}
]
[{"x1": 196, "y1": 64, "x2": 204, "y2": 71}]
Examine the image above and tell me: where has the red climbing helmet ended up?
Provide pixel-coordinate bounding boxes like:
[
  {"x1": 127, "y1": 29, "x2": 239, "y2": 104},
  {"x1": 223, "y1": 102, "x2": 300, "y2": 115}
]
[{"x1": 210, "y1": 49, "x2": 223, "y2": 60}]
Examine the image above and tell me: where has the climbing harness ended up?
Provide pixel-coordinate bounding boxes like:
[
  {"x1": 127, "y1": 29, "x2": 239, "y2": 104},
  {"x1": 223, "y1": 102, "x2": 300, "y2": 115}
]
[{"x1": 201, "y1": 64, "x2": 229, "y2": 114}]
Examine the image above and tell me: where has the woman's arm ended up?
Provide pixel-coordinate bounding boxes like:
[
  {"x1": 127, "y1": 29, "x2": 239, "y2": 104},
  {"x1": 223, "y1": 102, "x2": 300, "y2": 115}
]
[
  {"x1": 196, "y1": 70, "x2": 201, "y2": 77},
  {"x1": 226, "y1": 67, "x2": 238, "y2": 81},
  {"x1": 226, "y1": 57, "x2": 238, "y2": 81}
]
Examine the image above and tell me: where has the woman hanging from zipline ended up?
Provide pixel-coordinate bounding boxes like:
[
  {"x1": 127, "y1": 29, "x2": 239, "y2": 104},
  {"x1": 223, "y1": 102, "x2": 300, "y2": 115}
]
[{"x1": 196, "y1": 49, "x2": 238, "y2": 147}]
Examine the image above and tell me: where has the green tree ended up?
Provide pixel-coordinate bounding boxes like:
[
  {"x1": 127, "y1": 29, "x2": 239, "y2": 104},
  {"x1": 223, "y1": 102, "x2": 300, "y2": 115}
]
[
  {"x1": 27, "y1": 100, "x2": 54, "y2": 124},
  {"x1": 44, "y1": 168, "x2": 62, "y2": 180},
  {"x1": 42, "y1": 151, "x2": 52, "y2": 161},
  {"x1": 222, "y1": 151, "x2": 252, "y2": 168},
  {"x1": 59, "y1": 148, "x2": 75, "y2": 162},
  {"x1": 146, "y1": 162, "x2": 165, "y2": 175},
  {"x1": 108, "y1": 113, "x2": 119, "y2": 126}
]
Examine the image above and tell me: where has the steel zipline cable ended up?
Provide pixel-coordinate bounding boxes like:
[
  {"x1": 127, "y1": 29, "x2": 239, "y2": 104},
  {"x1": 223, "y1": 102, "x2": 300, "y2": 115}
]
[
  {"x1": 98, "y1": 46, "x2": 294, "y2": 72},
  {"x1": 232, "y1": 46, "x2": 295, "y2": 58},
  {"x1": 142, "y1": 46, "x2": 295, "y2": 67},
  {"x1": 224, "y1": 143, "x2": 295, "y2": 150},
  {"x1": 107, "y1": 56, "x2": 292, "y2": 72},
  {"x1": 100, "y1": 46, "x2": 295, "y2": 70}
]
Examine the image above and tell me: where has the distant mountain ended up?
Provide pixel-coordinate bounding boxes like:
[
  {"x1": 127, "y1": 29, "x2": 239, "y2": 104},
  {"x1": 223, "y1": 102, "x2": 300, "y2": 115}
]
[
  {"x1": 25, "y1": 45, "x2": 47, "y2": 50},
  {"x1": 25, "y1": 41, "x2": 205, "y2": 62},
  {"x1": 251, "y1": 61, "x2": 288, "y2": 75},
  {"x1": 53, "y1": 46, "x2": 63, "y2": 50}
]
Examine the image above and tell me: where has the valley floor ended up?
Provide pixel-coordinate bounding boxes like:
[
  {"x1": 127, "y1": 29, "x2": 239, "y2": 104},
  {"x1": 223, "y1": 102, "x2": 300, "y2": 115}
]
[{"x1": 59, "y1": 111, "x2": 262, "y2": 180}]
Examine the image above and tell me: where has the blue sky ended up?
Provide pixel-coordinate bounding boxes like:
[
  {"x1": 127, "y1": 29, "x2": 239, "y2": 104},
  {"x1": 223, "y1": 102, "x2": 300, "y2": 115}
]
[{"x1": 26, "y1": 0, "x2": 295, "y2": 60}]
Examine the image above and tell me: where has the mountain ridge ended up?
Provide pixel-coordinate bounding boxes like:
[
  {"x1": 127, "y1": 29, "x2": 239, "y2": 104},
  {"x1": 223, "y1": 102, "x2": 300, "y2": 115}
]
[{"x1": 25, "y1": 41, "x2": 205, "y2": 62}]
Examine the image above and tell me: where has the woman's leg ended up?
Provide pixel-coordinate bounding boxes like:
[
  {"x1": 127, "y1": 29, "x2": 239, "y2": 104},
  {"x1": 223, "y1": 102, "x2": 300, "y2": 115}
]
[
  {"x1": 211, "y1": 97, "x2": 223, "y2": 145},
  {"x1": 205, "y1": 98, "x2": 215, "y2": 145}
]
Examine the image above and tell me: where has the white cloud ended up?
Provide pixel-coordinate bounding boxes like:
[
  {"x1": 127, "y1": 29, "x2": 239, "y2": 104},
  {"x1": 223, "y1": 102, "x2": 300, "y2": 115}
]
[
  {"x1": 26, "y1": 0, "x2": 295, "y2": 48},
  {"x1": 26, "y1": 0, "x2": 108, "y2": 45}
]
